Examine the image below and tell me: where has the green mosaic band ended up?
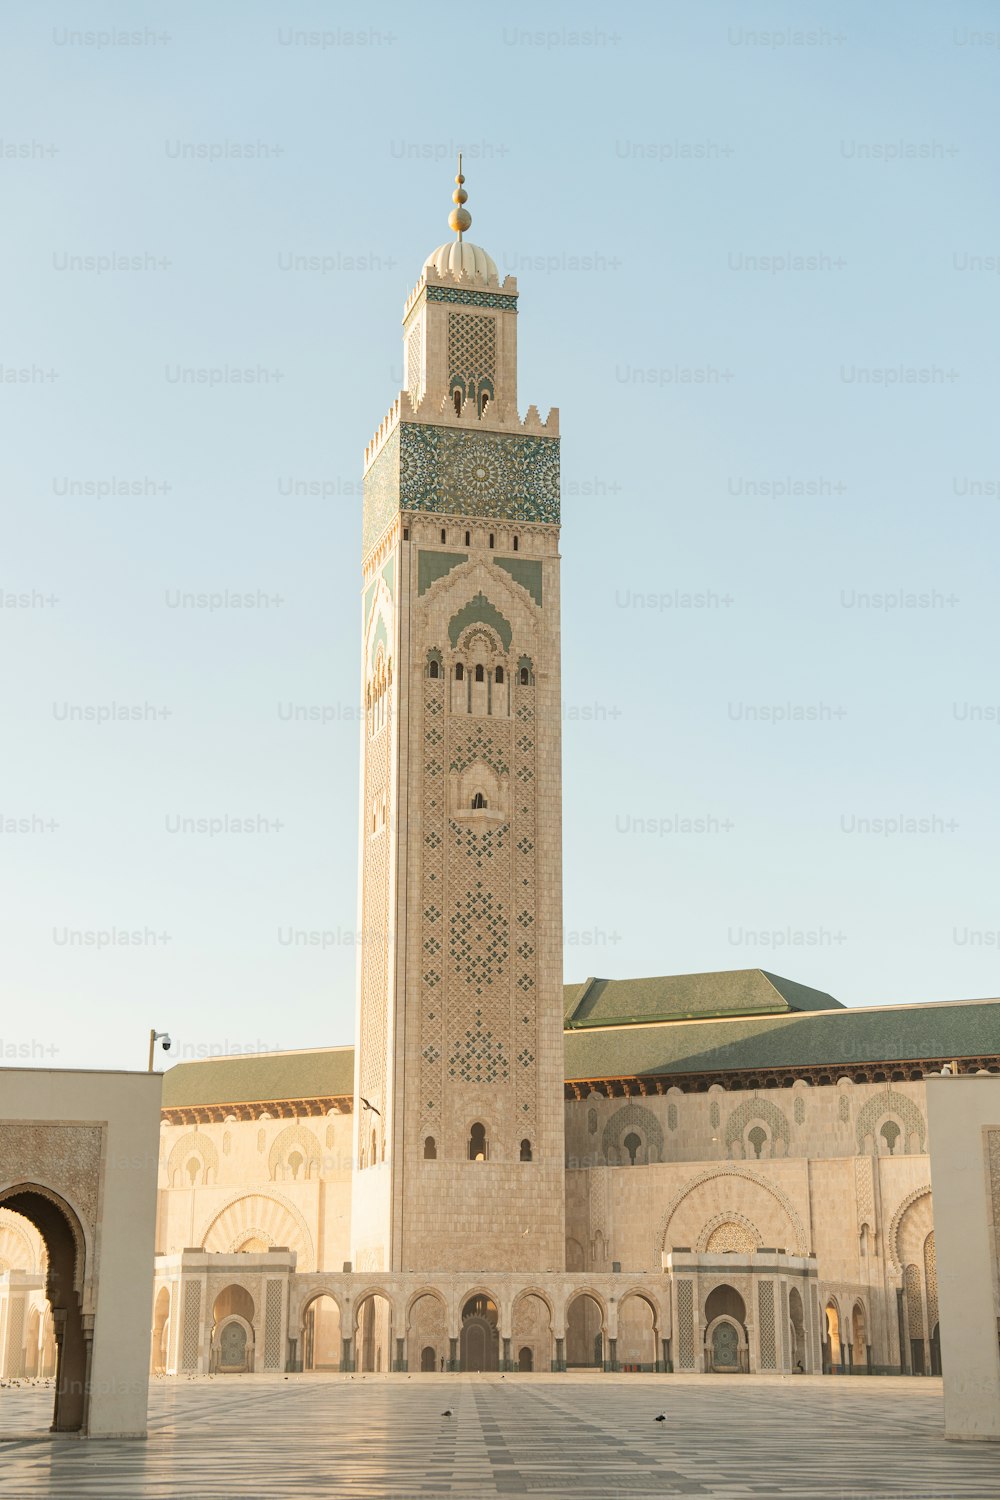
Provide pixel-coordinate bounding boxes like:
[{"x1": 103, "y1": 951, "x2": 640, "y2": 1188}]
[
  {"x1": 363, "y1": 422, "x2": 560, "y2": 554},
  {"x1": 425, "y1": 284, "x2": 518, "y2": 311}
]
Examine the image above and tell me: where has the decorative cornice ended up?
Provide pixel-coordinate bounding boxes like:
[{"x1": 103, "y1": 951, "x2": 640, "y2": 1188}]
[
  {"x1": 564, "y1": 1054, "x2": 1000, "y2": 1099},
  {"x1": 160, "y1": 1096, "x2": 352, "y2": 1126},
  {"x1": 425, "y1": 284, "x2": 518, "y2": 310}
]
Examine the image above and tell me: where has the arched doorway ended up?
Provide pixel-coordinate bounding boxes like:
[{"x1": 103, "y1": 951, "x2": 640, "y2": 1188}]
[
  {"x1": 460, "y1": 1294, "x2": 499, "y2": 1371},
  {"x1": 518, "y1": 1346, "x2": 533, "y2": 1371},
  {"x1": 511, "y1": 1293, "x2": 552, "y2": 1374},
  {"x1": 851, "y1": 1302, "x2": 868, "y2": 1373},
  {"x1": 566, "y1": 1292, "x2": 605, "y2": 1369},
  {"x1": 617, "y1": 1294, "x2": 657, "y2": 1371},
  {"x1": 356, "y1": 1292, "x2": 393, "y2": 1372},
  {"x1": 151, "y1": 1286, "x2": 171, "y2": 1373},
  {"x1": 824, "y1": 1299, "x2": 843, "y2": 1373},
  {"x1": 302, "y1": 1293, "x2": 341, "y2": 1371},
  {"x1": 704, "y1": 1285, "x2": 747, "y2": 1373},
  {"x1": 407, "y1": 1292, "x2": 447, "y2": 1374},
  {"x1": 0, "y1": 1186, "x2": 87, "y2": 1431},
  {"x1": 788, "y1": 1285, "x2": 806, "y2": 1372},
  {"x1": 212, "y1": 1285, "x2": 255, "y2": 1373}
]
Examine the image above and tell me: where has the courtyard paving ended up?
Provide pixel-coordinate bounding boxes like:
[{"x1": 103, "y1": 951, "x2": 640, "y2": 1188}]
[{"x1": 0, "y1": 1373, "x2": 997, "y2": 1499}]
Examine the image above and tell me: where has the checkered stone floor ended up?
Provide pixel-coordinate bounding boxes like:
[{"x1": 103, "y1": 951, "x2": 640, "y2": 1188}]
[{"x1": 1, "y1": 1373, "x2": 997, "y2": 1499}]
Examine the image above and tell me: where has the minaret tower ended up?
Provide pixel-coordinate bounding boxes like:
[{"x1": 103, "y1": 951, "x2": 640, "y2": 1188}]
[{"x1": 351, "y1": 166, "x2": 564, "y2": 1273}]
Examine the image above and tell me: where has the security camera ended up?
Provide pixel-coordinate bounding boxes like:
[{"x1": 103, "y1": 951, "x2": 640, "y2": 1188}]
[{"x1": 161, "y1": 1036, "x2": 172, "y2": 1052}]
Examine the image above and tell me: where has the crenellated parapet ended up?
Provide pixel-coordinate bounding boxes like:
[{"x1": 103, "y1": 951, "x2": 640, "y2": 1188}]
[
  {"x1": 403, "y1": 270, "x2": 519, "y2": 323},
  {"x1": 365, "y1": 393, "x2": 559, "y2": 473}
]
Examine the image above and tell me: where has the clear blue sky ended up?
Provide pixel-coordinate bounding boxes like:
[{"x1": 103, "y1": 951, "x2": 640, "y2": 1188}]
[{"x1": 3, "y1": 2, "x2": 998, "y2": 1072}]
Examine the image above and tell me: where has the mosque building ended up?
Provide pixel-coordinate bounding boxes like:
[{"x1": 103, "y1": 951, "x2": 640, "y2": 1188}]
[{"x1": 3, "y1": 172, "x2": 999, "y2": 1383}]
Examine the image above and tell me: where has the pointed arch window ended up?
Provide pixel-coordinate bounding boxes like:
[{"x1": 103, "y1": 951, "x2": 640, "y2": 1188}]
[
  {"x1": 519, "y1": 1139, "x2": 532, "y2": 1161},
  {"x1": 469, "y1": 1122, "x2": 487, "y2": 1161},
  {"x1": 423, "y1": 1136, "x2": 436, "y2": 1160}
]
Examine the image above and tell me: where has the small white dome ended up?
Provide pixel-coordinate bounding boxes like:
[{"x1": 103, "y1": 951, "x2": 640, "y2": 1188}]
[{"x1": 424, "y1": 240, "x2": 498, "y2": 286}]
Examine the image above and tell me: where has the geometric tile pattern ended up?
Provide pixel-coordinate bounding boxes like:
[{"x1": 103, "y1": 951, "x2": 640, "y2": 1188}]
[
  {"x1": 923, "y1": 1231, "x2": 938, "y2": 1333},
  {"x1": 448, "y1": 883, "x2": 510, "y2": 997},
  {"x1": 399, "y1": 424, "x2": 559, "y2": 524},
  {"x1": 704, "y1": 1219, "x2": 758, "y2": 1254},
  {"x1": 420, "y1": 673, "x2": 447, "y2": 1129},
  {"x1": 427, "y1": 282, "x2": 518, "y2": 308},
  {"x1": 407, "y1": 322, "x2": 422, "y2": 406},
  {"x1": 448, "y1": 311, "x2": 495, "y2": 411},
  {"x1": 724, "y1": 1098, "x2": 790, "y2": 1158},
  {"x1": 363, "y1": 425, "x2": 401, "y2": 555},
  {"x1": 757, "y1": 1280, "x2": 776, "y2": 1369},
  {"x1": 448, "y1": 1010, "x2": 509, "y2": 1086},
  {"x1": 780, "y1": 1280, "x2": 790, "y2": 1370},
  {"x1": 904, "y1": 1262, "x2": 924, "y2": 1339},
  {"x1": 601, "y1": 1103, "x2": 664, "y2": 1166},
  {"x1": 676, "y1": 1279, "x2": 695, "y2": 1369},
  {"x1": 365, "y1": 423, "x2": 559, "y2": 554},
  {"x1": 263, "y1": 1281, "x2": 283, "y2": 1371},
  {"x1": 513, "y1": 675, "x2": 537, "y2": 1139},
  {"x1": 181, "y1": 1282, "x2": 201, "y2": 1371},
  {"x1": 358, "y1": 684, "x2": 391, "y2": 1168},
  {"x1": 449, "y1": 723, "x2": 510, "y2": 777},
  {"x1": 4, "y1": 1375, "x2": 1000, "y2": 1498},
  {"x1": 3, "y1": 1373, "x2": 1000, "y2": 1497},
  {"x1": 855, "y1": 1091, "x2": 925, "y2": 1155}
]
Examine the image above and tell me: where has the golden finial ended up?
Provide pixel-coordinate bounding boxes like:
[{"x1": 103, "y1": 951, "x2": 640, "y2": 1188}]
[{"x1": 448, "y1": 152, "x2": 471, "y2": 240}]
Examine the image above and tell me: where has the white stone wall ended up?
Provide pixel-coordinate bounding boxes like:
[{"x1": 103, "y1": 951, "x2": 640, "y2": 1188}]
[{"x1": 156, "y1": 1110, "x2": 354, "y2": 1274}]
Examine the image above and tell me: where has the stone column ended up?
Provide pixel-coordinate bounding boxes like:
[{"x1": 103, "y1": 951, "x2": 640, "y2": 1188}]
[
  {"x1": 395, "y1": 1336, "x2": 405, "y2": 1372},
  {"x1": 449, "y1": 1336, "x2": 458, "y2": 1372},
  {"x1": 502, "y1": 1336, "x2": 511, "y2": 1372},
  {"x1": 555, "y1": 1336, "x2": 565, "y2": 1372},
  {"x1": 342, "y1": 1336, "x2": 353, "y2": 1372},
  {"x1": 608, "y1": 1336, "x2": 618, "y2": 1373}
]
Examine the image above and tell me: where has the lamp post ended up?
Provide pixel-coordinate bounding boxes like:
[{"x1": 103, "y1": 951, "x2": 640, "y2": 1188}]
[{"x1": 148, "y1": 1029, "x2": 171, "y2": 1071}]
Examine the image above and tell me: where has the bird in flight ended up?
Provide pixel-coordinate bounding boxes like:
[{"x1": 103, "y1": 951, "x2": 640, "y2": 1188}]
[{"x1": 360, "y1": 1096, "x2": 382, "y2": 1116}]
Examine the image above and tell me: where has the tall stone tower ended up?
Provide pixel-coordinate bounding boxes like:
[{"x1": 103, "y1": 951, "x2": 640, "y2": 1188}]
[{"x1": 351, "y1": 167, "x2": 564, "y2": 1274}]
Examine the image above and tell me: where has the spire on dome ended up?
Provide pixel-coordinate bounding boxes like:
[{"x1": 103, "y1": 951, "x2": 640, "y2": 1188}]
[
  {"x1": 422, "y1": 156, "x2": 499, "y2": 286},
  {"x1": 448, "y1": 153, "x2": 472, "y2": 241}
]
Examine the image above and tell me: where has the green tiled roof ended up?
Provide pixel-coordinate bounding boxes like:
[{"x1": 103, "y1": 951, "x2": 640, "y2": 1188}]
[
  {"x1": 158, "y1": 981, "x2": 1000, "y2": 1111},
  {"x1": 562, "y1": 999, "x2": 1000, "y2": 1082},
  {"x1": 161, "y1": 1046, "x2": 353, "y2": 1108},
  {"x1": 563, "y1": 970, "x2": 842, "y2": 1028}
]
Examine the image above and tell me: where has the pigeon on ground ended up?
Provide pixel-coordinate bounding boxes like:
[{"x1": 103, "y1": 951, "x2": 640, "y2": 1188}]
[
  {"x1": 442, "y1": 1409, "x2": 453, "y2": 1417},
  {"x1": 654, "y1": 1414, "x2": 667, "y2": 1423}
]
